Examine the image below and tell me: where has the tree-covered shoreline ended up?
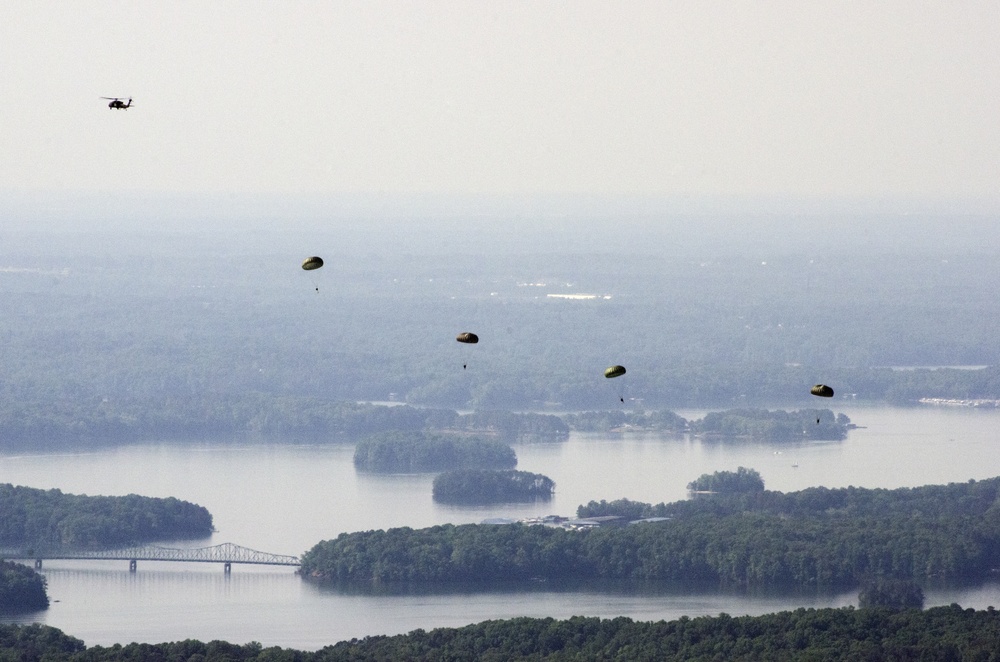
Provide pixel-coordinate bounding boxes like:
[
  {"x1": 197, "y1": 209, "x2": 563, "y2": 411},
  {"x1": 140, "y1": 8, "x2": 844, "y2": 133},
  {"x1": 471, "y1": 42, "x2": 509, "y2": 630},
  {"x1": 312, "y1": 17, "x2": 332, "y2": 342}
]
[
  {"x1": 301, "y1": 477, "x2": 1000, "y2": 587},
  {"x1": 0, "y1": 401, "x2": 570, "y2": 450},
  {"x1": 686, "y1": 467, "x2": 765, "y2": 494},
  {"x1": 0, "y1": 484, "x2": 213, "y2": 552},
  {"x1": 1, "y1": 366, "x2": 994, "y2": 447},
  {"x1": 353, "y1": 431, "x2": 517, "y2": 473},
  {"x1": 0, "y1": 399, "x2": 855, "y2": 450},
  {"x1": 432, "y1": 469, "x2": 555, "y2": 504},
  {"x1": 688, "y1": 409, "x2": 849, "y2": 441},
  {"x1": 0, "y1": 561, "x2": 48, "y2": 613}
]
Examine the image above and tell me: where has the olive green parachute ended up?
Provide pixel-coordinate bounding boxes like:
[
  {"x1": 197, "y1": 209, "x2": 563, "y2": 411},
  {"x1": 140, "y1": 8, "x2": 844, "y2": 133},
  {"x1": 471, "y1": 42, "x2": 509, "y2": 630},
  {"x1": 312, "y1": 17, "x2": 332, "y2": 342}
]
[
  {"x1": 810, "y1": 384, "x2": 834, "y2": 398},
  {"x1": 301, "y1": 256, "x2": 324, "y2": 271},
  {"x1": 604, "y1": 365, "x2": 626, "y2": 379},
  {"x1": 456, "y1": 332, "x2": 479, "y2": 344}
]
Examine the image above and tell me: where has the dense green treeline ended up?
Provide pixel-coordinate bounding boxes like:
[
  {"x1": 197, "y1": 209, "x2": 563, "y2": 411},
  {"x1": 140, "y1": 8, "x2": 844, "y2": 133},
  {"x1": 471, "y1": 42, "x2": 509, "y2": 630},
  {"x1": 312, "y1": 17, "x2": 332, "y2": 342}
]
[
  {"x1": 687, "y1": 467, "x2": 765, "y2": 494},
  {"x1": 858, "y1": 577, "x2": 925, "y2": 610},
  {"x1": 432, "y1": 469, "x2": 555, "y2": 504},
  {"x1": 0, "y1": 484, "x2": 213, "y2": 551},
  {"x1": 5, "y1": 605, "x2": 1000, "y2": 659},
  {"x1": 315, "y1": 606, "x2": 1000, "y2": 661},
  {"x1": 300, "y1": 515, "x2": 998, "y2": 586},
  {"x1": 0, "y1": 560, "x2": 48, "y2": 612},
  {"x1": 302, "y1": 478, "x2": 1000, "y2": 586},
  {"x1": 0, "y1": 624, "x2": 85, "y2": 658},
  {"x1": 353, "y1": 431, "x2": 517, "y2": 473},
  {"x1": 578, "y1": 476, "x2": 1000, "y2": 521}
]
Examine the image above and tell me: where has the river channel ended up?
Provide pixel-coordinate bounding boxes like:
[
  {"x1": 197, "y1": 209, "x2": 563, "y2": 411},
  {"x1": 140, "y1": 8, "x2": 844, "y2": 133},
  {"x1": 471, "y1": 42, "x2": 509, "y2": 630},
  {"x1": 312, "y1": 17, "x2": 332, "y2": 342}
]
[{"x1": 3, "y1": 404, "x2": 1000, "y2": 650}]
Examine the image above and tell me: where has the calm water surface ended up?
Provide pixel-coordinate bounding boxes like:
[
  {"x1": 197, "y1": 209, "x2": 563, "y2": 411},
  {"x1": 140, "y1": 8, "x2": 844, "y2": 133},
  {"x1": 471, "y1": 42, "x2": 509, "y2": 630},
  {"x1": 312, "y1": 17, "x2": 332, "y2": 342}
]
[{"x1": 2, "y1": 404, "x2": 1000, "y2": 649}]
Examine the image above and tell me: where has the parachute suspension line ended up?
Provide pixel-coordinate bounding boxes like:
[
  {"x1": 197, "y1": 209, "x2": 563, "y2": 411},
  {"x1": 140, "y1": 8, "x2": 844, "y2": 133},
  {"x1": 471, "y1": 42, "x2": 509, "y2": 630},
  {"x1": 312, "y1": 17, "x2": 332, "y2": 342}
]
[
  {"x1": 810, "y1": 384, "x2": 834, "y2": 425},
  {"x1": 301, "y1": 256, "x2": 324, "y2": 293},
  {"x1": 604, "y1": 365, "x2": 627, "y2": 405},
  {"x1": 456, "y1": 332, "x2": 478, "y2": 371}
]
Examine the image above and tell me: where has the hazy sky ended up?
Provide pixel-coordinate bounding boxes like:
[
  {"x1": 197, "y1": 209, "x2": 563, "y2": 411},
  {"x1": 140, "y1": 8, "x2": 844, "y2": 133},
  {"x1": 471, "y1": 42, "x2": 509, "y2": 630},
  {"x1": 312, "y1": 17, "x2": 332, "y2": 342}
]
[{"x1": 2, "y1": 1, "x2": 999, "y2": 200}]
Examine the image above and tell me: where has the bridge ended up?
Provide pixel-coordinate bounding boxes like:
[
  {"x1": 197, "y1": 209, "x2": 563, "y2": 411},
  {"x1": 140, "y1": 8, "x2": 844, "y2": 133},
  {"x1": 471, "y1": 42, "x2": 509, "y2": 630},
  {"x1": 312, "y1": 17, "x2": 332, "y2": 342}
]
[{"x1": 2, "y1": 542, "x2": 300, "y2": 573}]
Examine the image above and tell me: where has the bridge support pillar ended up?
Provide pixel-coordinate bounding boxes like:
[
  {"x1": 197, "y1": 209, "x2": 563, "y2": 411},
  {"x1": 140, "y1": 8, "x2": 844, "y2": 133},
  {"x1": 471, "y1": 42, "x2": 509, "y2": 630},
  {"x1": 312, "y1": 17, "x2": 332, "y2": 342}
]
[
  {"x1": 224, "y1": 562, "x2": 231, "y2": 574},
  {"x1": 34, "y1": 559, "x2": 42, "y2": 569},
  {"x1": 129, "y1": 559, "x2": 137, "y2": 572}
]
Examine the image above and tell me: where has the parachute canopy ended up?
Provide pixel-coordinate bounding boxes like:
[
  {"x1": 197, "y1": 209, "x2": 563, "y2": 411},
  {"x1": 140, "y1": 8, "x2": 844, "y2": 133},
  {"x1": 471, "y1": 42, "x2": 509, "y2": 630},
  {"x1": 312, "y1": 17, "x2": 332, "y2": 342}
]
[
  {"x1": 604, "y1": 365, "x2": 627, "y2": 379},
  {"x1": 301, "y1": 256, "x2": 324, "y2": 271},
  {"x1": 810, "y1": 384, "x2": 834, "y2": 398},
  {"x1": 456, "y1": 332, "x2": 479, "y2": 344}
]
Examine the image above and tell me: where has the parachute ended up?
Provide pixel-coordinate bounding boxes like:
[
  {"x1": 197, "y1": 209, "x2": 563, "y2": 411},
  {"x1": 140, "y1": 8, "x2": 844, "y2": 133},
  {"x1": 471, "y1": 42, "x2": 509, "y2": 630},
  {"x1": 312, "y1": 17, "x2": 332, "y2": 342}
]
[
  {"x1": 456, "y1": 332, "x2": 478, "y2": 369},
  {"x1": 301, "y1": 256, "x2": 324, "y2": 291},
  {"x1": 301, "y1": 256, "x2": 324, "y2": 271},
  {"x1": 605, "y1": 365, "x2": 627, "y2": 403},
  {"x1": 810, "y1": 384, "x2": 834, "y2": 398}
]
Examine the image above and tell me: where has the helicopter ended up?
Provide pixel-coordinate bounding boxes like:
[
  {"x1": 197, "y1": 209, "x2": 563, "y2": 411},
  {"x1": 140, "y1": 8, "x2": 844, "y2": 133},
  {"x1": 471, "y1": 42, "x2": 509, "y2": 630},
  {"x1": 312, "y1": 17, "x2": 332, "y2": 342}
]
[{"x1": 101, "y1": 97, "x2": 133, "y2": 110}]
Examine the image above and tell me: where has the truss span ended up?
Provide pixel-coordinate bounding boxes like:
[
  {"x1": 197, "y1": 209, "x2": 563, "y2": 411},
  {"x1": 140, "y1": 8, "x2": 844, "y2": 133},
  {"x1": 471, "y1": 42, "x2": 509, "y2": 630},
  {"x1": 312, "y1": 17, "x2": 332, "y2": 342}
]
[{"x1": 5, "y1": 542, "x2": 300, "y2": 567}]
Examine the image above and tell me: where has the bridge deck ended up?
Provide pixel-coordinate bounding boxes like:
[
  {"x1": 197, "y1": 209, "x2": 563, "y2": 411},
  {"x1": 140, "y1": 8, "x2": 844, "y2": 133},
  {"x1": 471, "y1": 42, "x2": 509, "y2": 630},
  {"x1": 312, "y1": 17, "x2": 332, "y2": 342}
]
[{"x1": 2, "y1": 542, "x2": 300, "y2": 566}]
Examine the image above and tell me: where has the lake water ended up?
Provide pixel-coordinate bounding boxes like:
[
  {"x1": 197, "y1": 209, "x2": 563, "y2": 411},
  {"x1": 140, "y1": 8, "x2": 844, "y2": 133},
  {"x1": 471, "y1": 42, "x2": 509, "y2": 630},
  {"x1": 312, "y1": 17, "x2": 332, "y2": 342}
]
[{"x1": 3, "y1": 404, "x2": 1000, "y2": 650}]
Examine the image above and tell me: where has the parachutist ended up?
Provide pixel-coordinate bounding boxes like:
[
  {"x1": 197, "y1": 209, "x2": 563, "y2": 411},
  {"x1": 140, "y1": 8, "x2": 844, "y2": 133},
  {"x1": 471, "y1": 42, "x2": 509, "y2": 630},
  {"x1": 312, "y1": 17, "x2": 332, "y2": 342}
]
[
  {"x1": 605, "y1": 365, "x2": 627, "y2": 403},
  {"x1": 302, "y1": 256, "x2": 324, "y2": 291},
  {"x1": 457, "y1": 333, "x2": 477, "y2": 371}
]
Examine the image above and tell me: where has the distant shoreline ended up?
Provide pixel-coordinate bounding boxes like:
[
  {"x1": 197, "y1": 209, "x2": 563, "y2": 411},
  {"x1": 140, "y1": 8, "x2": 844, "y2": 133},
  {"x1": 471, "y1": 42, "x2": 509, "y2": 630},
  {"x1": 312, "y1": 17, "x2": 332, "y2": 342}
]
[{"x1": 918, "y1": 398, "x2": 1000, "y2": 408}]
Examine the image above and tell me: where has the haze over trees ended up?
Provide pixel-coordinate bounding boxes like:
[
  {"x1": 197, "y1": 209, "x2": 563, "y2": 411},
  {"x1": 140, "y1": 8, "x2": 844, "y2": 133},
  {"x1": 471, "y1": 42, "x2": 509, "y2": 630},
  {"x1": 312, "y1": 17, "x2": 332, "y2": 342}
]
[
  {"x1": 353, "y1": 432, "x2": 517, "y2": 473},
  {"x1": 689, "y1": 409, "x2": 849, "y2": 441},
  {"x1": 3, "y1": 210, "x2": 1000, "y2": 653},
  {"x1": 562, "y1": 409, "x2": 686, "y2": 433},
  {"x1": 2, "y1": 215, "x2": 1000, "y2": 448}
]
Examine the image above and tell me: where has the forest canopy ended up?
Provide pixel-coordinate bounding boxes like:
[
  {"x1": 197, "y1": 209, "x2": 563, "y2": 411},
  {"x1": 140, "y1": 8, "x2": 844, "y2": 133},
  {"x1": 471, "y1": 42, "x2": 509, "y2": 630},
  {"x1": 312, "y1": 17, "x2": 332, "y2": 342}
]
[
  {"x1": 301, "y1": 477, "x2": 1000, "y2": 587},
  {"x1": 432, "y1": 469, "x2": 555, "y2": 504},
  {"x1": 0, "y1": 561, "x2": 48, "y2": 613},
  {"x1": 0, "y1": 484, "x2": 213, "y2": 551},
  {"x1": 687, "y1": 467, "x2": 765, "y2": 494},
  {"x1": 5, "y1": 605, "x2": 1000, "y2": 660}
]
